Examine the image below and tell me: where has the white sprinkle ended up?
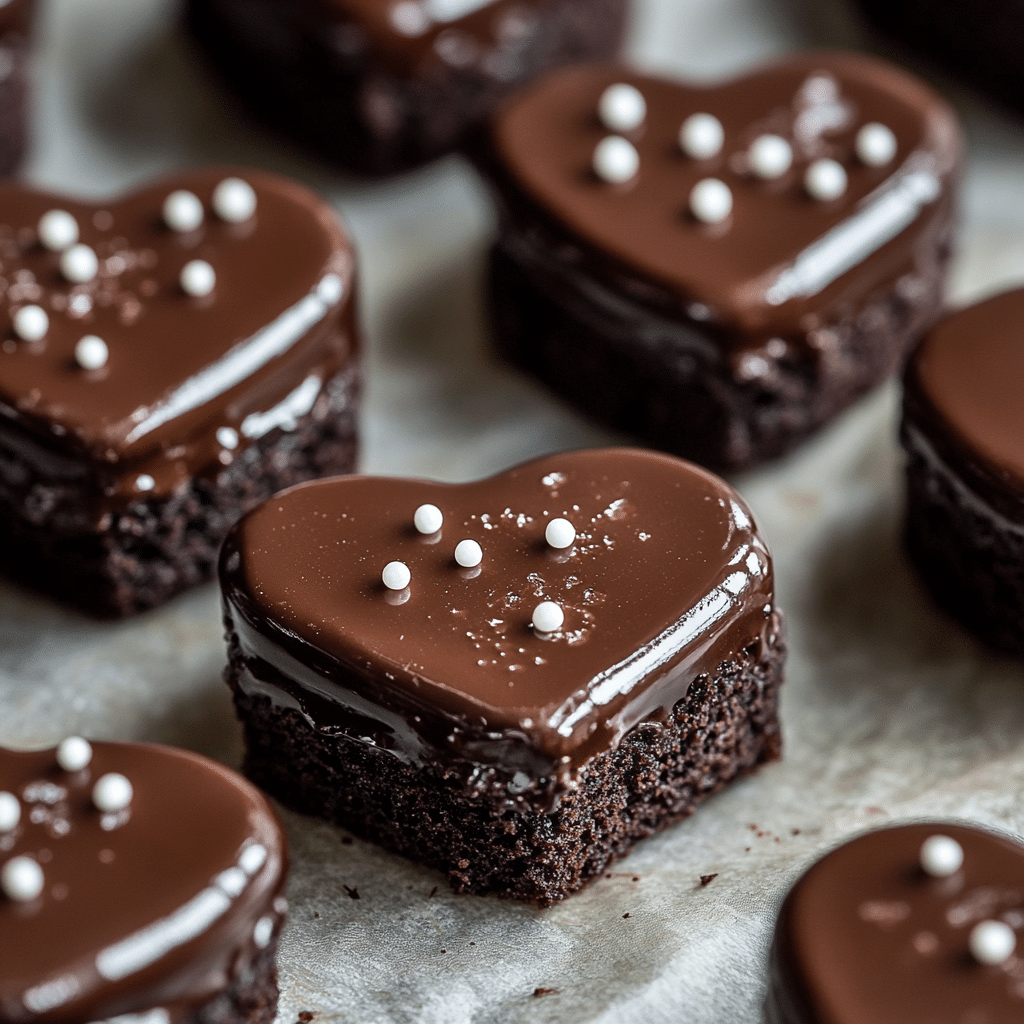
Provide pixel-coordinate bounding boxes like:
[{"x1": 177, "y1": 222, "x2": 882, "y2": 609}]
[
  {"x1": 2, "y1": 856, "x2": 44, "y2": 901},
  {"x1": 216, "y1": 426, "x2": 239, "y2": 450},
  {"x1": 532, "y1": 601, "x2": 564, "y2": 634},
  {"x1": 919, "y1": 834, "x2": 963, "y2": 877},
  {"x1": 60, "y1": 244, "x2": 99, "y2": 284},
  {"x1": 92, "y1": 773, "x2": 133, "y2": 812},
  {"x1": 74, "y1": 335, "x2": 108, "y2": 370},
  {"x1": 212, "y1": 178, "x2": 257, "y2": 223},
  {"x1": 162, "y1": 190, "x2": 204, "y2": 233},
  {"x1": 382, "y1": 561, "x2": 411, "y2": 591},
  {"x1": 748, "y1": 134, "x2": 793, "y2": 179},
  {"x1": 856, "y1": 122, "x2": 898, "y2": 167},
  {"x1": 679, "y1": 113, "x2": 724, "y2": 159},
  {"x1": 0, "y1": 792, "x2": 19, "y2": 832},
  {"x1": 545, "y1": 518, "x2": 576, "y2": 549},
  {"x1": 56, "y1": 736, "x2": 93, "y2": 772},
  {"x1": 805, "y1": 158, "x2": 848, "y2": 201},
  {"x1": 592, "y1": 136, "x2": 640, "y2": 184},
  {"x1": 13, "y1": 305, "x2": 48, "y2": 342},
  {"x1": 180, "y1": 260, "x2": 216, "y2": 297},
  {"x1": 414, "y1": 503, "x2": 443, "y2": 535},
  {"x1": 454, "y1": 539, "x2": 482, "y2": 568},
  {"x1": 689, "y1": 178, "x2": 733, "y2": 224},
  {"x1": 598, "y1": 83, "x2": 646, "y2": 133},
  {"x1": 253, "y1": 916, "x2": 275, "y2": 949},
  {"x1": 38, "y1": 209, "x2": 79, "y2": 251},
  {"x1": 135, "y1": 474, "x2": 155, "y2": 492},
  {"x1": 969, "y1": 920, "x2": 1016, "y2": 965}
]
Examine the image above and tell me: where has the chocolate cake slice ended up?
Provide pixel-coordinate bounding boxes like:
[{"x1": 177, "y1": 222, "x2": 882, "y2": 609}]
[
  {"x1": 219, "y1": 447, "x2": 784, "y2": 905},
  {"x1": 0, "y1": 739, "x2": 288, "y2": 1024},
  {"x1": 478, "y1": 53, "x2": 961, "y2": 471},
  {"x1": 0, "y1": 0, "x2": 34, "y2": 176},
  {"x1": 0, "y1": 167, "x2": 360, "y2": 617}
]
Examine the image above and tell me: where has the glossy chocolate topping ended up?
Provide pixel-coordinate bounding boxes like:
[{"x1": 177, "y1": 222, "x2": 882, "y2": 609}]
[
  {"x1": 314, "y1": 0, "x2": 555, "y2": 76},
  {"x1": 0, "y1": 741, "x2": 287, "y2": 1024},
  {"x1": 490, "y1": 54, "x2": 960, "y2": 339},
  {"x1": 0, "y1": 167, "x2": 357, "y2": 499},
  {"x1": 220, "y1": 448, "x2": 777, "y2": 802},
  {"x1": 769, "y1": 822, "x2": 1024, "y2": 1024},
  {"x1": 906, "y1": 288, "x2": 1024, "y2": 502}
]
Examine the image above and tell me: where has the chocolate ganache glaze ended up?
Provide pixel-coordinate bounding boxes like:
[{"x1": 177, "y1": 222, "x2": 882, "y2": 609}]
[
  {"x1": 220, "y1": 447, "x2": 777, "y2": 809},
  {"x1": 904, "y1": 288, "x2": 1024, "y2": 517},
  {"x1": 486, "y1": 53, "x2": 960, "y2": 345},
  {"x1": 767, "y1": 822, "x2": 1024, "y2": 1024},
  {"x1": 0, "y1": 167, "x2": 357, "y2": 504},
  {"x1": 0, "y1": 741, "x2": 287, "y2": 1024}
]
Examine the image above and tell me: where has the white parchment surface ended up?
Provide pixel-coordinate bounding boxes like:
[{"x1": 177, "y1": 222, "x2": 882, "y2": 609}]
[{"x1": 3, "y1": 0, "x2": 1024, "y2": 1021}]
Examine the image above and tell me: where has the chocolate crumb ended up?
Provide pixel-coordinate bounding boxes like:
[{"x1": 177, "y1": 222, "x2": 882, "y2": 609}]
[
  {"x1": 343, "y1": 885, "x2": 360, "y2": 900},
  {"x1": 297, "y1": 1012, "x2": 316, "y2": 1023},
  {"x1": 532, "y1": 988, "x2": 560, "y2": 997},
  {"x1": 622, "y1": 912, "x2": 631, "y2": 918},
  {"x1": 313, "y1": 912, "x2": 320, "y2": 919},
  {"x1": 429, "y1": 886, "x2": 439, "y2": 898},
  {"x1": 791, "y1": 828, "x2": 801, "y2": 836},
  {"x1": 440, "y1": 949, "x2": 446, "y2": 955},
  {"x1": 700, "y1": 874, "x2": 718, "y2": 887},
  {"x1": 632, "y1": 876, "x2": 640, "y2": 882}
]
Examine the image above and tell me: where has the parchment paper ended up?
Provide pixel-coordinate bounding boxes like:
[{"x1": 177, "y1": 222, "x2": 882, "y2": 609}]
[{"x1": 4, "y1": 1, "x2": 1024, "y2": 1021}]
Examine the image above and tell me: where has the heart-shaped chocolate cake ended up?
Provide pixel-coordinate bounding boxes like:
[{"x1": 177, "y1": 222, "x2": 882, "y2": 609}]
[
  {"x1": 220, "y1": 447, "x2": 784, "y2": 903},
  {"x1": 0, "y1": 739, "x2": 287, "y2": 1024},
  {"x1": 766, "y1": 823, "x2": 1024, "y2": 1023},
  {"x1": 0, "y1": 167, "x2": 360, "y2": 616},
  {"x1": 901, "y1": 288, "x2": 1024, "y2": 656},
  {"x1": 481, "y1": 52, "x2": 961, "y2": 470},
  {"x1": 185, "y1": 0, "x2": 629, "y2": 175}
]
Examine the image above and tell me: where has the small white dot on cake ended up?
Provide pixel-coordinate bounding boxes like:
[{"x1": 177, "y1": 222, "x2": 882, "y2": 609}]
[
  {"x1": 532, "y1": 601, "x2": 564, "y2": 634},
  {"x1": 92, "y1": 773, "x2": 133, "y2": 813},
  {"x1": 60, "y1": 244, "x2": 98, "y2": 284},
  {"x1": 969, "y1": 920, "x2": 1016, "y2": 965},
  {"x1": 216, "y1": 426, "x2": 239, "y2": 450},
  {"x1": 180, "y1": 260, "x2": 216, "y2": 297},
  {"x1": 56, "y1": 736, "x2": 92, "y2": 772},
  {"x1": 0, "y1": 791, "x2": 20, "y2": 832},
  {"x1": 856, "y1": 122, "x2": 897, "y2": 167},
  {"x1": 2, "y1": 856, "x2": 43, "y2": 901},
  {"x1": 74, "y1": 335, "x2": 108, "y2": 370},
  {"x1": 748, "y1": 134, "x2": 793, "y2": 179},
  {"x1": 382, "y1": 561, "x2": 411, "y2": 591},
  {"x1": 162, "y1": 190, "x2": 204, "y2": 233},
  {"x1": 593, "y1": 136, "x2": 639, "y2": 184},
  {"x1": 598, "y1": 83, "x2": 646, "y2": 133},
  {"x1": 545, "y1": 518, "x2": 576, "y2": 549},
  {"x1": 38, "y1": 210, "x2": 79, "y2": 251},
  {"x1": 13, "y1": 304, "x2": 48, "y2": 342},
  {"x1": 805, "y1": 159, "x2": 848, "y2": 201},
  {"x1": 414, "y1": 503, "x2": 443, "y2": 535},
  {"x1": 135, "y1": 474, "x2": 155, "y2": 492},
  {"x1": 919, "y1": 834, "x2": 963, "y2": 877},
  {"x1": 689, "y1": 178, "x2": 733, "y2": 224},
  {"x1": 213, "y1": 178, "x2": 257, "y2": 224},
  {"x1": 679, "y1": 113, "x2": 724, "y2": 160},
  {"x1": 455, "y1": 539, "x2": 482, "y2": 568}
]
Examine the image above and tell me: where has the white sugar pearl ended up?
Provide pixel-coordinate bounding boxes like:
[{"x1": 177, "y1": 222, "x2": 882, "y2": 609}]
[
  {"x1": 454, "y1": 539, "x2": 482, "y2": 568},
  {"x1": 213, "y1": 178, "x2": 257, "y2": 224},
  {"x1": 413, "y1": 503, "x2": 443, "y2": 535},
  {"x1": 56, "y1": 736, "x2": 93, "y2": 772},
  {"x1": 689, "y1": 178, "x2": 733, "y2": 224},
  {"x1": 13, "y1": 305, "x2": 48, "y2": 342},
  {"x1": 135, "y1": 474, "x2": 155, "y2": 492},
  {"x1": 382, "y1": 560, "x2": 411, "y2": 591},
  {"x1": 969, "y1": 920, "x2": 1016, "y2": 965},
  {"x1": 60, "y1": 244, "x2": 98, "y2": 284},
  {"x1": 38, "y1": 209, "x2": 79, "y2": 251},
  {"x1": 679, "y1": 113, "x2": 724, "y2": 160},
  {"x1": 856, "y1": 122, "x2": 898, "y2": 168},
  {"x1": 598, "y1": 83, "x2": 646, "y2": 133},
  {"x1": 75, "y1": 335, "x2": 108, "y2": 371},
  {"x1": 162, "y1": 190, "x2": 204, "y2": 233},
  {"x1": 532, "y1": 601, "x2": 564, "y2": 633},
  {"x1": 920, "y1": 834, "x2": 963, "y2": 877},
  {"x1": 593, "y1": 136, "x2": 639, "y2": 184},
  {"x1": 92, "y1": 772, "x2": 133, "y2": 812},
  {"x1": 180, "y1": 259, "x2": 216, "y2": 297},
  {"x1": 0, "y1": 792, "x2": 19, "y2": 832},
  {"x1": 2, "y1": 856, "x2": 43, "y2": 901},
  {"x1": 545, "y1": 518, "x2": 576, "y2": 549},
  {"x1": 253, "y1": 915, "x2": 275, "y2": 949},
  {"x1": 748, "y1": 134, "x2": 793, "y2": 179},
  {"x1": 805, "y1": 158, "x2": 848, "y2": 201},
  {"x1": 216, "y1": 426, "x2": 239, "y2": 450}
]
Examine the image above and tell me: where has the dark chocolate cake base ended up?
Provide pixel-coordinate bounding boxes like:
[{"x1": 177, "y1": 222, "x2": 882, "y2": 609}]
[
  {"x1": 191, "y1": 929, "x2": 281, "y2": 1024},
  {"x1": 0, "y1": 364, "x2": 359, "y2": 618},
  {"x1": 902, "y1": 418, "x2": 1024, "y2": 658},
  {"x1": 184, "y1": 0, "x2": 628, "y2": 177},
  {"x1": 489, "y1": 234, "x2": 948, "y2": 472},
  {"x1": 226, "y1": 620, "x2": 785, "y2": 906}
]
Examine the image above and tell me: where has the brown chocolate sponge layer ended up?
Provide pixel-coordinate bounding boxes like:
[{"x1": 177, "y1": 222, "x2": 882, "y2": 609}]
[
  {"x1": 901, "y1": 416, "x2": 1024, "y2": 659},
  {"x1": 488, "y1": 230, "x2": 949, "y2": 473},
  {"x1": 226, "y1": 620, "x2": 785, "y2": 906},
  {"x1": 0, "y1": 364, "x2": 359, "y2": 618},
  {"x1": 183, "y1": 0, "x2": 628, "y2": 177},
  {"x1": 190, "y1": 928, "x2": 281, "y2": 1024}
]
